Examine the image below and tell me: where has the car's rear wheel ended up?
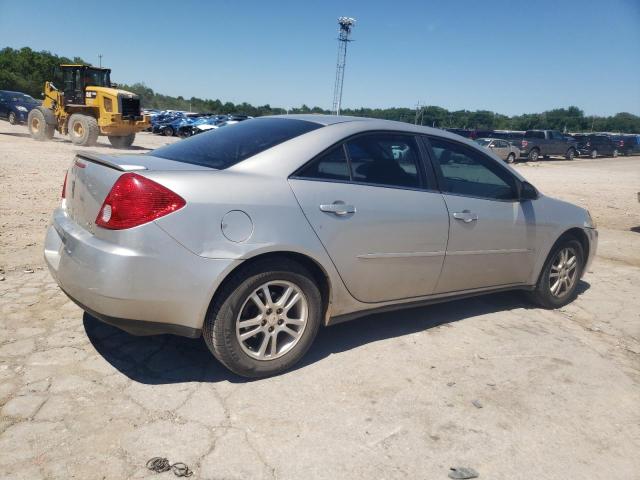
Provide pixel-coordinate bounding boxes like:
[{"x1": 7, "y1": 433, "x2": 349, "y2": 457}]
[
  {"x1": 528, "y1": 149, "x2": 540, "y2": 162},
  {"x1": 203, "y1": 258, "x2": 323, "y2": 378},
  {"x1": 8, "y1": 111, "x2": 17, "y2": 125},
  {"x1": 590, "y1": 149, "x2": 598, "y2": 159},
  {"x1": 612, "y1": 149, "x2": 619, "y2": 158},
  {"x1": 528, "y1": 238, "x2": 584, "y2": 309},
  {"x1": 506, "y1": 153, "x2": 516, "y2": 164}
]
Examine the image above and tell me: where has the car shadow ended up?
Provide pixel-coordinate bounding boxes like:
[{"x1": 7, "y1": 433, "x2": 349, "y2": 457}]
[
  {"x1": 84, "y1": 281, "x2": 590, "y2": 385},
  {"x1": 0, "y1": 131, "x2": 148, "y2": 150},
  {"x1": 630, "y1": 226, "x2": 640, "y2": 234}
]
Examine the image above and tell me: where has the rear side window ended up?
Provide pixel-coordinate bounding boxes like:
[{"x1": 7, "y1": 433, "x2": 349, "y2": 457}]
[
  {"x1": 346, "y1": 134, "x2": 422, "y2": 188},
  {"x1": 152, "y1": 118, "x2": 322, "y2": 169},
  {"x1": 294, "y1": 133, "x2": 424, "y2": 189},
  {"x1": 296, "y1": 145, "x2": 350, "y2": 181}
]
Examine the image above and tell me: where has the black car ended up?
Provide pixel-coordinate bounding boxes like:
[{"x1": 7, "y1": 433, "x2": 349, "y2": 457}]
[
  {"x1": 0, "y1": 90, "x2": 40, "y2": 125},
  {"x1": 576, "y1": 134, "x2": 621, "y2": 158}
]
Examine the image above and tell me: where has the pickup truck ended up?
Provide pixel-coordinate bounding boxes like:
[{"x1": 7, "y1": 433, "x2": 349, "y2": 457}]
[{"x1": 520, "y1": 130, "x2": 578, "y2": 161}]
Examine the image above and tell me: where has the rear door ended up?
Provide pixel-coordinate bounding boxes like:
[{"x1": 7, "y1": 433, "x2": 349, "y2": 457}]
[
  {"x1": 424, "y1": 136, "x2": 536, "y2": 293},
  {"x1": 492, "y1": 140, "x2": 509, "y2": 160},
  {"x1": 289, "y1": 132, "x2": 450, "y2": 303}
]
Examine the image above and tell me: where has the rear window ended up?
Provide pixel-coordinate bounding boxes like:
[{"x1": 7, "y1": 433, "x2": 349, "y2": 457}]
[{"x1": 151, "y1": 118, "x2": 322, "y2": 169}]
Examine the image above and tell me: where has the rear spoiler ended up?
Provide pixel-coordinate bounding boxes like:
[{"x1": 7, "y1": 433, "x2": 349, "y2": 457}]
[{"x1": 75, "y1": 151, "x2": 147, "y2": 171}]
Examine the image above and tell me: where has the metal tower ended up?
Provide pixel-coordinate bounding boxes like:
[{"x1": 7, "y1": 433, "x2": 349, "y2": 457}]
[{"x1": 332, "y1": 17, "x2": 356, "y2": 116}]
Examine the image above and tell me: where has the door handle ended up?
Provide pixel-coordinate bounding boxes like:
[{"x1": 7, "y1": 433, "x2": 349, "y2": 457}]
[
  {"x1": 319, "y1": 201, "x2": 356, "y2": 216},
  {"x1": 452, "y1": 210, "x2": 478, "y2": 223}
]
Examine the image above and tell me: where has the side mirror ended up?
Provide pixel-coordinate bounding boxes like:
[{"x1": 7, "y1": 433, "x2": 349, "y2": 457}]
[{"x1": 519, "y1": 181, "x2": 538, "y2": 201}]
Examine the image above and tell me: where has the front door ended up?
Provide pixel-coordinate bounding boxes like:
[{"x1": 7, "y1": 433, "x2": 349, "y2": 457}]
[
  {"x1": 425, "y1": 136, "x2": 537, "y2": 293},
  {"x1": 289, "y1": 133, "x2": 450, "y2": 303}
]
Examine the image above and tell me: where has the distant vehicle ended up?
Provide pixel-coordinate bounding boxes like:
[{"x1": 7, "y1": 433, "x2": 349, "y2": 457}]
[
  {"x1": 474, "y1": 138, "x2": 521, "y2": 163},
  {"x1": 474, "y1": 130, "x2": 524, "y2": 146},
  {"x1": 576, "y1": 134, "x2": 621, "y2": 158},
  {"x1": 520, "y1": 130, "x2": 578, "y2": 161},
  {"x1": 444, "y1": 128, "x2": 474, "y2": 138},
  {"x1": 621, "y1": 134, "x2": 640, "y2": 155},
  {"x1": 0, "y1": 90, "x2": 40, "y2": 124}
]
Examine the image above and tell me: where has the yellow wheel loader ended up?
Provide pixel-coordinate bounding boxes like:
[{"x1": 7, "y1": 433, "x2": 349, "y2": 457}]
[{"x1": 28, "y1": 64, "x2": 149, "y2": 148}]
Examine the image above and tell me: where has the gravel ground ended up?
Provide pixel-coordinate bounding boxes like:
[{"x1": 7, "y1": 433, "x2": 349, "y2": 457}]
[{"x1": 1, "y1": 122, "x2": 639, "y2": 479}]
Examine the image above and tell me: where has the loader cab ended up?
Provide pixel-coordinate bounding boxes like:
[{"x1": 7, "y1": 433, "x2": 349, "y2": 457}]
[{"x1": 56, "y1": 65, "x2": 111, "y2": 105}]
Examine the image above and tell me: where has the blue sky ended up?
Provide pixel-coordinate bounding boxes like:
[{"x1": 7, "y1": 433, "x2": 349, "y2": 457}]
[{"x1": 1, "y1": 0, "x2": 639, "y2": 115}]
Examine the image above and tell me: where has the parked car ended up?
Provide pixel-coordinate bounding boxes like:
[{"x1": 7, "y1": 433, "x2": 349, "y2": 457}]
[
  {"x1": 0, "y1": 90, "x2": 40, "y2": 124},
  {"x1": 44, "y1": 115, "x2": 597, "y2": 378},
  {"x1": 474, "y1": 138, "x2": 521, "y2": 163},
  {"x1": 520, "y1": 130, "x2": 578, "y2": 161},
  {"x1": 576, "y1": 134, "x2": 622, "y2": 158},
  {"x1": 621, "y1": 134, "x2": 640, "y2": 155}
]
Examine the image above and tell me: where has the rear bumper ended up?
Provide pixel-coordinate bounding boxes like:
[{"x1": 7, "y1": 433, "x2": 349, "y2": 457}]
[{"x1": 44, "y1": 208, "x2": 240, "y2": 336}]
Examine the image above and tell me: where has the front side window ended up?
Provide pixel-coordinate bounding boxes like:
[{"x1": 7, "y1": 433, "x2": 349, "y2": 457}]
[
  {"x1": 346, "y1": 134, "x2": 422, "y2": 188},
  {"x1": 428, "y1": 137, "x2": 518, "y2": 200}
]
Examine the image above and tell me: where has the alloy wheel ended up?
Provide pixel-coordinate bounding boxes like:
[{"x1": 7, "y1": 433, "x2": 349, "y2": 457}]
[
  {"x1": 549, "y1": 247, "x2": 578, "y2": 298},
  {"x1": 235, "y1": 280, "x2": 308, "y2": 360}
]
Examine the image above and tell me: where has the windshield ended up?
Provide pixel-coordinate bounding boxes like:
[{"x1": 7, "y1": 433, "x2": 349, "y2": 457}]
[
  {"x1": 152, "y1": 118, "x2": 322, "y2": 169},
  {"x1": 11, "y1": 94, "x2": 38, "y2": 104},
  {"x1": 474, "y1": 139, "x2": 491, "y2": 147}
]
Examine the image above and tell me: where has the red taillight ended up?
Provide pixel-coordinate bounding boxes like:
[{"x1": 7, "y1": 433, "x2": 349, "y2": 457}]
[
  {"x1": 521, "y1": 140, "x2": 528, "y2": 148},
  {"x1": 62, "y1": 171, "x2": 68, "y2": 199},
  {"x1": 95, "y1": 173, "x2": 186, "y2": 230}
]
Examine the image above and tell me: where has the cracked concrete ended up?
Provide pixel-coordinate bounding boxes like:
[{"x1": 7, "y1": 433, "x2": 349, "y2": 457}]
[{"x1": 1, "y1": 123, "x2": 639, "y2": 478}]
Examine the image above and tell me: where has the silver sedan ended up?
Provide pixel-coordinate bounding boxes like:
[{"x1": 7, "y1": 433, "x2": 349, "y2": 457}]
[
  {"x1": 45, "y1": 115, "x2": 597, "y2": 377},
  {"x1": 474, "y1": 137, "x2": 521, "y2": 163}
]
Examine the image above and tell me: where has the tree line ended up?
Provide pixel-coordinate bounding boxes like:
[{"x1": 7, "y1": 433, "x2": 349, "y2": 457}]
[{"x1": 1, "y1": 46, "x2": 638, "y2": 133}]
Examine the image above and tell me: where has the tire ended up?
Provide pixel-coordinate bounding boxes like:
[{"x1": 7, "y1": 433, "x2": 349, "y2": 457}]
[
  {"x1": 108, "y1": 134, "x2": 135, "y2": 149},
  {"x1": 528, "y1": 238, "x2": 584, "y2": 309},
  {"x1": 68, "y1": 114, "x2": 99, "y2": 146},
  {"x1": 612, "y1": 149, "x2": 619, "y2": 158},
  {"x1": 506, "y1": 153, "x2": 516, "y2": 164},
  {"x1": 590, "y1": 149, "x2": 598, "y2": 159},
  {"x1": 162, "y1": 126, "x2": 174, "y2": 137},
  {"x1": 565, "y1": 148, "x2": 576, "y2": 160},
  {"x1": 8, "y1": 111, "x2": 17, "y2": 125},
  {"x1": 528, "y1": 148, "x2": 540, "y2": 162},
  {"x1": 27, "y1": 108, "x2": 55, "y2": 141},
  {"x1": 203, "y1": 258, "x2": 323, "y2": 378}
]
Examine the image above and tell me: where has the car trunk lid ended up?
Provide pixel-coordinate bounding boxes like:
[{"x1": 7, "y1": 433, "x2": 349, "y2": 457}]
[{"x1": 63, "y1": 152, "x2": 212, "y2": 234}]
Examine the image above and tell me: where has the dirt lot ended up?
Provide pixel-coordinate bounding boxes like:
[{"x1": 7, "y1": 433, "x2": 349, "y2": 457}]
[{"x1": 1, "y1": 121, "x2": 639, "y2": 479}]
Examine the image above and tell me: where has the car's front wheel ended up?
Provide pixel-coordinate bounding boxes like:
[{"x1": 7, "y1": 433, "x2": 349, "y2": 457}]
[
  {"x1": 506, "y1": 153, "x2": 516, "y2": 164},
  {"x1": 528, "y1": 149, "x2": 540, "y2": 162},
  {"x1": 565, "y1": 148, "x2": 576, "y2": 160},
  {"x1": 203, "y1": 258, "x2": 323, "y2": 378},
  {"x1": 528, "y1": 238, "x2": 584, "y2": 309},
  {"x1": 8, "y1": 111, "x2": 17, "y2": 125},
  {"x1": 590, "y1": 149, "x2": 598, "y2": 159}
]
